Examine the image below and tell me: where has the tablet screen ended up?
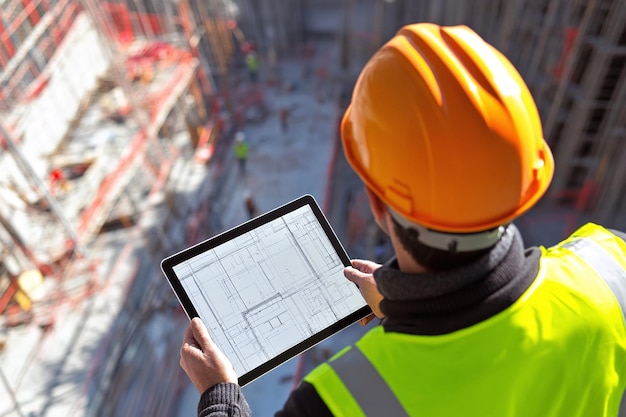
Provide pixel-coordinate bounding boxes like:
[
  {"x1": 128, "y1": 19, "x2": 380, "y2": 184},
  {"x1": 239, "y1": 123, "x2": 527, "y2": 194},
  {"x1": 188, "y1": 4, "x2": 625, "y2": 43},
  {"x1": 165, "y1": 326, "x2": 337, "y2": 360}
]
[{"x1": 161, "y1": 195, "x2": 371, "y2": 385}]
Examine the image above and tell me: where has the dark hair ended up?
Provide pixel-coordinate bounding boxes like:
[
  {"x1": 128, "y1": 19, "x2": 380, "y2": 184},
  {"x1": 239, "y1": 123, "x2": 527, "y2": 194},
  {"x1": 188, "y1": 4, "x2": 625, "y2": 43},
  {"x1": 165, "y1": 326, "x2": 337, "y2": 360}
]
[{"x1": 391, "y1": 217, "x2": 494, "y2": 272}]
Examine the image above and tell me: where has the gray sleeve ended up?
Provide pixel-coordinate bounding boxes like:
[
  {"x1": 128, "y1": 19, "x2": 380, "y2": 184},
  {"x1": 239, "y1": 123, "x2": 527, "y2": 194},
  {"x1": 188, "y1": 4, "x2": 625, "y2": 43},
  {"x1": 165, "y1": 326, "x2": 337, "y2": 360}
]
[{"x1": 198, "y1": 383, "x2": 251, "y2": 417}]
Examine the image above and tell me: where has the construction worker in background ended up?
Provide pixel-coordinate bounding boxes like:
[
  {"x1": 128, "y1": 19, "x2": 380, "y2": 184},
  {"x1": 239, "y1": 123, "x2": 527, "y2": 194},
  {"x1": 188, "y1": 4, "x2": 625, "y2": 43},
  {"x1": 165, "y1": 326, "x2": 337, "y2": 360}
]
[
  {"x1": 180, "y1": 23, "x2": 626, "y2": 416},
  {"x1": 245, "y1": 50, "x2": 259, "y2": 83},
  {"x1": 279, "y1": 106, "x2": 290, "y2": 133},
  {"x1": 232, "y1": 132, "x2": 249, "y2": 175},
  {"x1": 242, "y1": 189, "x2": 259, "y2": 219}
]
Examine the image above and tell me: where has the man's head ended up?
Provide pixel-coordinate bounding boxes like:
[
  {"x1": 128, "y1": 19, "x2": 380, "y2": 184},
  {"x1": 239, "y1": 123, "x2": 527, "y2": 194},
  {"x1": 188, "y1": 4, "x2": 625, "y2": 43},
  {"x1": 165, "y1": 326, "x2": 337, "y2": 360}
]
[{"x1": 341, "y1": 23, "x2": 555, "y2": 271}]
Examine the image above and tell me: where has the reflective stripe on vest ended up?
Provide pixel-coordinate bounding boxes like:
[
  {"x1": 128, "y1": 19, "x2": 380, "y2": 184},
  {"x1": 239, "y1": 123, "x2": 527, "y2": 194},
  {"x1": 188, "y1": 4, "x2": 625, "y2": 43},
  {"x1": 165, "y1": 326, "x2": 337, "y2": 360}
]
[
  {"x1": 327, "y1": 346, "x2": 410, "y2": 417},
  {"x1": 563, "y1": 237, "x2": 626, "y2": 322}
]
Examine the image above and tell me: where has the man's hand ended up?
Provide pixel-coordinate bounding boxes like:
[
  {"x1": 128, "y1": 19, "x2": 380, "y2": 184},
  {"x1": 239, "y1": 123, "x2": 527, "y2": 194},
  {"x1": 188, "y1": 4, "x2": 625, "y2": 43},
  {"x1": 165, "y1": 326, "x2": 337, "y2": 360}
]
[
  {"x1": 180, "y1": 317, "x2": 238, "y2": 393},
  {"x1": 344, "y1": 259, "x2": 384, "y2": 323}
]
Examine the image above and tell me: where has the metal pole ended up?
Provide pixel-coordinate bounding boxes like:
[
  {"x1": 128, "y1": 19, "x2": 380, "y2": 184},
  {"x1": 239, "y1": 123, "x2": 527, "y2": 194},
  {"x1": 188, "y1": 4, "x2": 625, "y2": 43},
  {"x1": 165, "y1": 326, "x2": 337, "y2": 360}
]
[
  {"x1": 544, "y1": 0, "x2": 598, "y2": 136},
  {"x1": 157, "y1": 0, "x2": 177, "y2": 39},
  {"x1": 373, "y1": 0, "x2": 384, "y2": 51},
  {"x1": 0, "y1": 364, "x2": 27, "y2": 417},
  {"x1": 182, "y1": 0, "x2": 217, "y2": 97},
  {"x1": 395, "y1": 0, "x2": 406, "y2": 30},
  {"x1": 0, "y1": 225, "x2": 30, "y2": 272},
  {"x1": 340, "y1": 0, "x2": 353, "y2": 74},
  {"x1": 0, "y1": 209, "x2": 42, "y2": 273},
  {"x1": 0, "y1": 124, "x2": 84, "y2": 256},
  {"x1": 526, "y1": 0, "x2": 562, "y2": 85},
  {"x1": 264, "y1": 0, "x2": 278, "y2": 83}
]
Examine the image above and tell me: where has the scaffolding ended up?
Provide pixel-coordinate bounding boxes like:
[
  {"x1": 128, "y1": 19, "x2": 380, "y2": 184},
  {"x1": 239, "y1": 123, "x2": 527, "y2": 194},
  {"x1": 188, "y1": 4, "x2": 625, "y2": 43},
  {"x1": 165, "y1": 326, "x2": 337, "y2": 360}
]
[
  {"x1": 521, "y1": 0, "x2": 626, "y2": 231},
  {"x1": 0, "y1": 0, "x2": 232, "y2": 321},
  {"x1": 0, "y1": 0, "x2": 237, "y2": 415},
  {"x1": 0, "y1": 0, "x2": 289, "y2": 413}
]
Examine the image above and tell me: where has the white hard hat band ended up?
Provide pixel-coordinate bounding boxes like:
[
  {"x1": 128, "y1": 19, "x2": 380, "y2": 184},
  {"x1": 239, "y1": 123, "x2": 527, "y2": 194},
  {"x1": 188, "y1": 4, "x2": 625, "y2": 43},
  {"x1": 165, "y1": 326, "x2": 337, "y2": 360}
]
[{"x1": 388, "y1": 208, "x2": 506, "y2": 252}]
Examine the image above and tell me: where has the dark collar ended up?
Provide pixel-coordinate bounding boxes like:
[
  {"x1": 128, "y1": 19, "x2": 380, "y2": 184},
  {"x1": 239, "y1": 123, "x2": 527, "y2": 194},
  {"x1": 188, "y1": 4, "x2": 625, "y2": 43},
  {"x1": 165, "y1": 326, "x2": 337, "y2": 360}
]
[{"x1": 374, "y1": 224, "x2": 540, "y2": 335}]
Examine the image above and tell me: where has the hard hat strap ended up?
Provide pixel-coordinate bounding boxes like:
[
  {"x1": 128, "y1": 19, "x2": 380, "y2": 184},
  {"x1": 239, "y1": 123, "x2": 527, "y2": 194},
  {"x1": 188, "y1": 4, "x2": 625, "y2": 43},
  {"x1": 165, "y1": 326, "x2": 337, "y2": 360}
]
[{"x1": 388, "y1": 208, "x2": 506, "y2": 252}]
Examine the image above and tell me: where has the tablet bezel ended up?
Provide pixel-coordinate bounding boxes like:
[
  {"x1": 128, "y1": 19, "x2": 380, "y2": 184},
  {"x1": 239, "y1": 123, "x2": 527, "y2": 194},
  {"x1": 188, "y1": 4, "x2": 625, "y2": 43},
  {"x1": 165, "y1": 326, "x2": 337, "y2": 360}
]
[{"x1": 161, "y1": 194, "x2": 372, "y2": 386}]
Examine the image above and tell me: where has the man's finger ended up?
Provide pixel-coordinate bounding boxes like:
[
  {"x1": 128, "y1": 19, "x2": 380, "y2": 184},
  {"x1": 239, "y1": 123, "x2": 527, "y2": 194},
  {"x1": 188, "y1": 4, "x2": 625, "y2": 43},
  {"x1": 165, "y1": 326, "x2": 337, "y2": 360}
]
[
  {"x1": 182, "y1": 325, "x2": 199, "y2": 349},
  {"x1": 359, "y1": 313, "x2": 376, "y2": 326},
  {"x1": 350, "y1": 259, "x2": 381, "y2": 274},
  {"x1": 343, "y1": 266, "x2": 360, "y2": 284},
  {"x1": 344, "y1": 266, "x2": 372, "y2": 284},
  {"x1": 350, "y1": 259, "x2": 370, "y2": 272},
  {"x1": 190, "y1": 317, "x2": 213, "y2": 351}
]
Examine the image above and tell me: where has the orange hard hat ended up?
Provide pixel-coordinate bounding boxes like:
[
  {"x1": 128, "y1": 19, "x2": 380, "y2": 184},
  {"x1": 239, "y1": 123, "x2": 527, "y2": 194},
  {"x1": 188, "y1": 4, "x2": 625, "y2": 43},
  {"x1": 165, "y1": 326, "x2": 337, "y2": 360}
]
[{"x1": 341, "y1": 23, "x2": 554, "y2": 235}]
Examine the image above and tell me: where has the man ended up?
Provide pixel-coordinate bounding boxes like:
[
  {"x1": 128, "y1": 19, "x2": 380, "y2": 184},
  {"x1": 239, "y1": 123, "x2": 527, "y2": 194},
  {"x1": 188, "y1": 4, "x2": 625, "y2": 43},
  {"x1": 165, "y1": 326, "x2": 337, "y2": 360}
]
[
  {"x1": 232, "y1": 132, "x2": 249, "y2": 175},
  {"x1": 180, "y1": 23, "x2": 626, "y2": 416},
  {"x1": 279, "y1": 107, "x2": 290, "y2": 133},
  {"x1": 242, "y1": 189, "x2": 259, "y2": 219},
  {"x1": 245, "y1": 51, "x2": 259, "y2": 83}
]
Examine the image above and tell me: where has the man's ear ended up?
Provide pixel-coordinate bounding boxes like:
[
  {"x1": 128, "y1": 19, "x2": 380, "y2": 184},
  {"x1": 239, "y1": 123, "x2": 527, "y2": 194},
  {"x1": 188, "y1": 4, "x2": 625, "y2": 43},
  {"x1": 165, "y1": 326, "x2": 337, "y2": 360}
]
[{"x1": 364, "y1": 187, "x2": 388, "y2": 225}]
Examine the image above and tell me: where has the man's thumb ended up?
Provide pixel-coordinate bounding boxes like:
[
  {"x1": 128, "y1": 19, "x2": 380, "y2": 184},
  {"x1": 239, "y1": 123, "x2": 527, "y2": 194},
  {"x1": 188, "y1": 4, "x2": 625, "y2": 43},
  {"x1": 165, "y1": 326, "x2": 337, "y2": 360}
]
[{"x1": 190, "y1": 318, "x2": 212, "y2": 350}]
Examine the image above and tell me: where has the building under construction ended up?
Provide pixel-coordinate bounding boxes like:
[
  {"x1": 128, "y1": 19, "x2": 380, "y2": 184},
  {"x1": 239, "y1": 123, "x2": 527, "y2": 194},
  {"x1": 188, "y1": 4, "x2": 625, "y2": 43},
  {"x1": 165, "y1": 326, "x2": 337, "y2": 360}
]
[
  {"x1": 0, "y1": 0, "x2": 239, "y2": 415},
  {"x1": 0, "y1": 0, "x2": 624, "y2": 416}
]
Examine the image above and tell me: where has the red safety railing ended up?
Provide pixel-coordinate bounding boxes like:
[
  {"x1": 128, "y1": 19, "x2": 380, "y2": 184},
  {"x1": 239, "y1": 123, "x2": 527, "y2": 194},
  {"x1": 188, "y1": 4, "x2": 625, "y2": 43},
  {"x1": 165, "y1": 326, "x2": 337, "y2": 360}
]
[
  {"x1": 101, "y1": 2, "x2": 166, "y2": 45},
  {"x1": 76, "y1": 130, "x2": 147, "y2": 240},
  {"x1": 101, "y1": 2, "x2": 134, "y2": 44},
  {"x1": 552, "y1": 27, "x2": 579, "y2": 79}
]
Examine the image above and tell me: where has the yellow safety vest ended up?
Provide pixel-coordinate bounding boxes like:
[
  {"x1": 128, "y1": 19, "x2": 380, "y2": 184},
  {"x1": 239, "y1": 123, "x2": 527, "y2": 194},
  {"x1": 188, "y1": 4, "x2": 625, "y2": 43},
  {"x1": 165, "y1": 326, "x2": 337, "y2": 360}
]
[
  {"x1": 304, "y1": 223, "x2": 626, "y2": 416},
  {"x1": 234, "y1": 141, "x2": 249, "y2": 159},
  {"x1": 246, "y1": 53, "x2": 259, "y2": 72}
]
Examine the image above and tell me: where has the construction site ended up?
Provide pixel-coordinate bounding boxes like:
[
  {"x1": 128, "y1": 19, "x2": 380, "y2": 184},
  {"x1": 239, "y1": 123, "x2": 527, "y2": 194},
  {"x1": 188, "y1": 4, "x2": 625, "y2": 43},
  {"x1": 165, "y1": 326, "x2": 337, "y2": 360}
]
[{"x1": 0, "y1": 0, "x2": 624, "y2": 415}]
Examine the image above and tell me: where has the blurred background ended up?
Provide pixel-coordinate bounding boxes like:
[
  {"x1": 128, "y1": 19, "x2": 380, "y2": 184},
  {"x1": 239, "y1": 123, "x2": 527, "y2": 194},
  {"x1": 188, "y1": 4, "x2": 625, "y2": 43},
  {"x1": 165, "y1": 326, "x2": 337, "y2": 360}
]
[{"x1": 0, "y1": 0, "x2": 624, "y2": 415}]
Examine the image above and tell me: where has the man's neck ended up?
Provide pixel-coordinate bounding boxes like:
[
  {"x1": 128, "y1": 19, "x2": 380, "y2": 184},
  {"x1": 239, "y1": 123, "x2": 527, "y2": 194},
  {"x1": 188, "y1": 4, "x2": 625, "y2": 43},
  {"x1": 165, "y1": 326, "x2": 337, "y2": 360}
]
[
  {"x1": 396, "y1": 250, "x2": 428, "y2": 273},
  {"x1": 388, "y1": 227, "x2": 428, "y2": 274}
]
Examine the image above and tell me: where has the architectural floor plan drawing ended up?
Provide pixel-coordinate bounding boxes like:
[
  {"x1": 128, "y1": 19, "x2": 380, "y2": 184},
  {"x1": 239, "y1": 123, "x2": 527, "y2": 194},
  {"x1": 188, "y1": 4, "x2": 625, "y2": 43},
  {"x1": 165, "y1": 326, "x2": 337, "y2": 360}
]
[{"x1": 172, "y1": 205, "x2": 366, "y2": 376}]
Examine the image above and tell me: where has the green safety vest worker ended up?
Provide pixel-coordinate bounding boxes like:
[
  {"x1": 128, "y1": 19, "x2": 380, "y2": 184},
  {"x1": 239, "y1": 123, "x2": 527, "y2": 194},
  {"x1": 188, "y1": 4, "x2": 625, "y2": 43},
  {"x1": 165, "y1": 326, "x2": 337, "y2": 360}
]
[
  {"x1": 304, "y1": 223, "x2": 626, "y2": 417},
  {"x1": 246, "y1": 52, "x2": 259, "y2": 73},
  {"x1": 233, "y1": 139, "x2": 249, "y2": 160}
]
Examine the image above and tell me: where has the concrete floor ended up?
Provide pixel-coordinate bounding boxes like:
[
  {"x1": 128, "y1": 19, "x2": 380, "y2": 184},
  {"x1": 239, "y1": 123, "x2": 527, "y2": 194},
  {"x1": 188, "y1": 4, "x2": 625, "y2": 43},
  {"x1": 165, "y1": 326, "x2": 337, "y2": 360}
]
[{"x1": 174, "y1": 44, "x2": 376, "y2": 416}]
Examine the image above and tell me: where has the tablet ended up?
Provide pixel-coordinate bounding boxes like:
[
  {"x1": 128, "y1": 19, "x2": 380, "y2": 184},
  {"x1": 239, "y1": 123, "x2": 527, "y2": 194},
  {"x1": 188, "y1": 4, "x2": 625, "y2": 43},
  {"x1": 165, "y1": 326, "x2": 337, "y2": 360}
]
[{"x1": 161, "y1": 194, "x2": 371, "y2": 386}]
